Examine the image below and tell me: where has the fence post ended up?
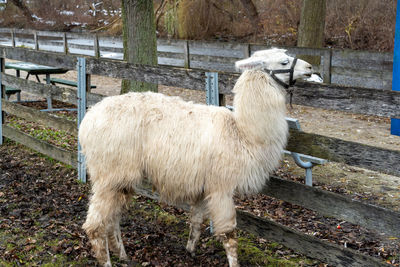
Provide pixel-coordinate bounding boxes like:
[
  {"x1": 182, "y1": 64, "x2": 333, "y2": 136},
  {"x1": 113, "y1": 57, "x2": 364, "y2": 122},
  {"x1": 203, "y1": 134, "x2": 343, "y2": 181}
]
[
  {"x1": 391, "y1": 0, "x2": 400, "y2": 136},
  {"x1": 322, "y1": 49, "x2": 332, "y2": 84},
  {"x1": 205, "y1": 72, "x2": 219, "y2": 106},
  {"x1": 243, "y1": 43, "x2": 251, "y2": 58},
  {"x1": 205, "y1": 71, "x2": 220, "y2": 234},
  {"x1": 183, "y1": 40, "x2": 190, "y2": 69},
  {"x1": 94, "y1": 34, "x2": 100, "y2": 58},
  {"x1": 0, "y1": 56, "x2": 4, "y2": 145},
  {"x1": 63, "y1": 32, "x2": 68, "y2": 54},
  {"x1": 11, "y1": 29, "x2": 15, "y2": 47},
  {"x1": 34, "y1": 31, "x2": 39, "y2": 50},
  {"x1": 77, "y1": 57, "x2": 87, "y2": 182}
]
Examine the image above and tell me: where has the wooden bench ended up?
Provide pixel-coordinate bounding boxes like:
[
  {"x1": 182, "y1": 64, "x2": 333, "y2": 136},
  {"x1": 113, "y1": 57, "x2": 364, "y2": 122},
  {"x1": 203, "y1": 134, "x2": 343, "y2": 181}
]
[
  {"x1": 48, "y1": 78, "x2": 97, "y2": 89},
  {"x1": 5, "y1": 87, "x2": 21, "y2": 101}
]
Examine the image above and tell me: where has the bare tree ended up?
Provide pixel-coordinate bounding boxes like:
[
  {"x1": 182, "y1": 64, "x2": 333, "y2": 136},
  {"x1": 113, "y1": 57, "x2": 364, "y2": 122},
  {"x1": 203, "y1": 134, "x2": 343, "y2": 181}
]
[
  {"x1": 9, "y1": 0, "x2": 33, "y2": 21},
  {"x1": 238, "y1": 0, "x2": 259, "y2": 34},
  {"x1": 120, "y1": 0, "x2": 158, "y2": 93},
  {"x1": 297, "y1": 0, "x2": 326, "y2": 64}
]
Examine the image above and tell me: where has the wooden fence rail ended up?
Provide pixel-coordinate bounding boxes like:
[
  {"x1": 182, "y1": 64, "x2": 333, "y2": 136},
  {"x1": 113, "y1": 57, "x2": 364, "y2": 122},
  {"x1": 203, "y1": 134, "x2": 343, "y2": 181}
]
[
  {"x1": 0, "y1": 27, "x2": 394, "y2": 90},
  {"x1": 2, "y1": 46, "x2": 399, "y2": 117},
  {"x1": 0, "y1": 46, "x2": 398, "y2": 266}
]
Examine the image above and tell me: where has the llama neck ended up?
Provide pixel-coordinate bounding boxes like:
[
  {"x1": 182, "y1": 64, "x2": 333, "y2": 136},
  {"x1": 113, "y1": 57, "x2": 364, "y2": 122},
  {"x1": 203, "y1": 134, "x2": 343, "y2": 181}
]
[{"x1": 232, "y1": 70, "x2": 288, "y2": 145}]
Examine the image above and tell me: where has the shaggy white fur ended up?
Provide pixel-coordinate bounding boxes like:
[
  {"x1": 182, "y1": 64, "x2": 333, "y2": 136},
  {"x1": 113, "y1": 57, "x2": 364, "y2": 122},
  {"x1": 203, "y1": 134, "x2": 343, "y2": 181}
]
[{"x1": 80, "y1": 48, "x2": 313, "y2": 267}]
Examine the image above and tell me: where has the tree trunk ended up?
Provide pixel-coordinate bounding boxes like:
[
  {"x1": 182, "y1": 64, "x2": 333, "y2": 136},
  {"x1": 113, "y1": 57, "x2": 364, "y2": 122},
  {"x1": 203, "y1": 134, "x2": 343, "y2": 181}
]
[
  {"x1": 9, "y1": 0, "x2": 33, "y2": 21},
  {"x1": 121, "y1": 0, "x2": 158, "y2": 94},
  {"x1": 239, "y1": 0, "x2": 259, "y2": 35},
  {"x1": 297, "y1": 0, "x2": 326, "y2": 65}
]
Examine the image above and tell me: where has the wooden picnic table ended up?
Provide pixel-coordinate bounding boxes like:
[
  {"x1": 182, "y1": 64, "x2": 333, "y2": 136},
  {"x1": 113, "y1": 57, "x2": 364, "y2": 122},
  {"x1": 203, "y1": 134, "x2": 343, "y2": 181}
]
[
  {"x1": 5, "y1": 61, "x2": 69, "y2": 111},
  {"x1": 5, "y1": 61, "x2": 68, "y2": 82}
]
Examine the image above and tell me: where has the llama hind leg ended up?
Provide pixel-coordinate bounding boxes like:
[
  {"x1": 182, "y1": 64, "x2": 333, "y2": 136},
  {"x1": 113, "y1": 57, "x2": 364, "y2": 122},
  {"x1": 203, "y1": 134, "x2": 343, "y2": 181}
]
[
  {"x1": 186, "y1": 200, "x2": 206, "y2": 255},
  {"x1": 208, "y1": 193, "x2": 239, "y2": 267},
  {"x1": 83, "y1": 189, "x2": 129, "y2": 267},
  {"x1": 107, "y1": 215, "x2": 128, "y2": 260}
]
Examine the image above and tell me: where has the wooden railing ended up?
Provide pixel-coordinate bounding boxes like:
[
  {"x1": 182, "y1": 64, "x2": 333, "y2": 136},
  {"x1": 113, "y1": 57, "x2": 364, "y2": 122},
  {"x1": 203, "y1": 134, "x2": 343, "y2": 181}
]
[
  {"x1": 0, "y1": 46, "x2": 398, "y2": 267},
  {"x1": 0, "y1": 27, "x2": 394, "y2": 90}
]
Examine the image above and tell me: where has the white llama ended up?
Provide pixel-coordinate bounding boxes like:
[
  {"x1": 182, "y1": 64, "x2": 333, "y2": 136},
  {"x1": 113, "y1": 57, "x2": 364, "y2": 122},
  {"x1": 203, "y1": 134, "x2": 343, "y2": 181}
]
[{"x1": 79, "y1": 48, "x2": 313, "y2": 267}]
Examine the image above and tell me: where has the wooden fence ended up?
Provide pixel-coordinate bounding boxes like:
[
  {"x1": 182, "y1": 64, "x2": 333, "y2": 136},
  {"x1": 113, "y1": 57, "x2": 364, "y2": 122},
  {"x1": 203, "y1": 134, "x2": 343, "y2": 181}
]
[
  {"x1": 1, "y1": 46, "x2": 399, "y2": 267},
  {"x1": 0, "y1": 27, "x2": 394, "y2": 90}
]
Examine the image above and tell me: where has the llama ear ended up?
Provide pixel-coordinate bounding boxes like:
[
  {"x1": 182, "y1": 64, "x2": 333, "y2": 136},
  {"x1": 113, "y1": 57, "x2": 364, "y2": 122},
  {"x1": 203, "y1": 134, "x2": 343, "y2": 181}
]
[{"x1": 235, "y1": 58, "x2": 265, "y2": 71}]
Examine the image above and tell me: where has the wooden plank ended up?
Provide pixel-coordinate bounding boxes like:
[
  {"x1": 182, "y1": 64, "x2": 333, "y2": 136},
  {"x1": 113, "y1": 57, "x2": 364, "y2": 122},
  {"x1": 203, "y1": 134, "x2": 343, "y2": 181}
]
[
  {"x1": 236, "y1": 210, "x2": 388, "y2": 267},
  {"x1": 3, "y1": 125, "x2": 77, "y2": 167},
  {"x1": 190, "y1": 60, "x2": 236, "y2": 72},
  {"x1": 85, "y1": 57, "x2": 207, "y2": 91},
  {"x1": 331, "y1": 73, "x2": 392, "y2": 90},
  {"x1": 35, "y1": 30, "x2": 64, "y2": 38},
  {"x1": 263, "y1": 176, "x2": 400, "y2": 237},
  {"x1": 332, "y1": 49, "x2": 393, "y2": 66},
  {"x1": 291, "y1": 81, "x2": 400, "y2": 117},
  {"x1": 189, "y1": 40, "x2": 245, "y2": 58},
  {"x1": 286, "y1": 129, "x2": 400, "y2": 177},
  {"x1": 135, "y1": 182, "x2": 388, "y2": 267},
  {"x1": 2, "y1": 74, "x2": 104, "y2": 107},
  {"x1": 0, "y1": 46, "x2": 76, "y2": 69},
  {"x1": 190, "y1": 54, "x2": 238, "y2": 64},
  {"x1": 2, "y1": 99, "x2": 77, "y2": 136}
]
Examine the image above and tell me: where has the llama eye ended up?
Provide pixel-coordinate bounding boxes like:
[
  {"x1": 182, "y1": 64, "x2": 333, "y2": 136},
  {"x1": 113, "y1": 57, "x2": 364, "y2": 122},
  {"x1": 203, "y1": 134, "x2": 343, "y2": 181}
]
[{"x1": 281, "y1": 59, "x2": 289, "y2": 65}]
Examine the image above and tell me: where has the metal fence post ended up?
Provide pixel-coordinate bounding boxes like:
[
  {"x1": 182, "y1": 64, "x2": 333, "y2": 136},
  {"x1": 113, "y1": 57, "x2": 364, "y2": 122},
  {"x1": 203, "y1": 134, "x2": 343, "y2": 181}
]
[
  {"x1": 205, "y1": 71, "x2": 219, "y2": 234},
  {"x1": 205, "y1": 72, "x2": 219, "y2": 106},
  {"x1": 0, "y1": 57, "x2": 4, "y2": 145},
  {"x1": 77, "y1": 57, "x2": 87, "y2": 182},
  {"x1": 391, "y1": 0, "x2": 400, "y2": 136}
]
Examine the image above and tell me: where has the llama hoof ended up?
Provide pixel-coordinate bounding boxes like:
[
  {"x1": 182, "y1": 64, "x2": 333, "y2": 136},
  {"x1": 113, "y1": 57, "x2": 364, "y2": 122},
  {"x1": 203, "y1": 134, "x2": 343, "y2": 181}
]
[
  {"x1": 187, "y1": 250, "x2": 196, "y2": 258},
  {"x1": 119, "y1": 250, "x2": 129, "y2": 261},
  {"x1": 186, "y1": 245, "x2": 196, "y2": 257},
  {"x1": 103, "y1": 261, "x2": 112, "y2": 267}
]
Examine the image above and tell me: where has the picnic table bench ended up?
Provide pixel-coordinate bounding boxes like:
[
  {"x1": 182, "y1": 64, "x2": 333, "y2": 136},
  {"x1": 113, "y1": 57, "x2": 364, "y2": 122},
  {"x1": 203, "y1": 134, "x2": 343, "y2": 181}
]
[{"x1": 48, "y1": 78, "x2": 96, "y2": 89}]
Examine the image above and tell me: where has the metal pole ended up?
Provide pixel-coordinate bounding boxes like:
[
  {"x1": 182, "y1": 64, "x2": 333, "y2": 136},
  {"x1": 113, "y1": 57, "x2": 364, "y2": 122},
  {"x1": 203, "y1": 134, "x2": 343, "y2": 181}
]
[
  {"x1": 205, "y1": 71, "x2": 219, "y2": 234},
  {"x1": 0, "y1": 57, "x2": 4, "y2": 145},
  {"x1": 391, "y1": 0, "x2": 400, "y2": 136},
  {"x1": 205, "y1": 72, "x2": 219, "y2": 106},
  {"x1": 291, "y1": 152, "x2": 314, "y2": 186},
  {"x1": 77, "y1": 57, "x2": 87, "y2": 182}
]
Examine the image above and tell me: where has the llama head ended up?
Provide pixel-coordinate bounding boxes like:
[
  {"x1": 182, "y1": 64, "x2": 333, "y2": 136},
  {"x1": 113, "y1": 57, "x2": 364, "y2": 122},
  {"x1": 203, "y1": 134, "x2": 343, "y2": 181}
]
[{"x1": 235, "y1": 48, "x2": 313, "y2": 88}]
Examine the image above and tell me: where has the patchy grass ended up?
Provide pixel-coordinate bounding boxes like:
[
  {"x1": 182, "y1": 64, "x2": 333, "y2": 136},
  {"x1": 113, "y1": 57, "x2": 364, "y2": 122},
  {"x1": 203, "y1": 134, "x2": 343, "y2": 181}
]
[{"x1": 6, "y1": 114, "x2": 76, "y2": 151}]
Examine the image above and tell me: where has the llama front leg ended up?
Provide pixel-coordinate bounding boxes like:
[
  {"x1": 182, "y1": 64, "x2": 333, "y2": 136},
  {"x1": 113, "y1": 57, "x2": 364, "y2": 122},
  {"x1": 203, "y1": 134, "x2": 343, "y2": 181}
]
[
  {"x1": 217, "y1": 230, "x2": 239, "y2": 267},
  {"x1": 208, "y1": 193, "x2": 239, "y2": 267},
  {"x1": 186, "y1": 200, "x2": 206, "y2": 255},
  {"x1": 83, "y1": 189, "x2": 129, "y2": 267}
]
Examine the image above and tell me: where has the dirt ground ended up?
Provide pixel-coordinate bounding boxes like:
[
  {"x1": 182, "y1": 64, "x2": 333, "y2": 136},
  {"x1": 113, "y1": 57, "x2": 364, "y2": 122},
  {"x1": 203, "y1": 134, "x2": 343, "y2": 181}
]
[{"x1": 2, "y1": 68, "x2": 400, "y2": 265}]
